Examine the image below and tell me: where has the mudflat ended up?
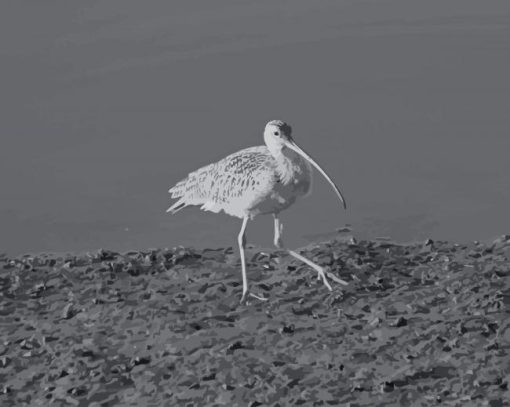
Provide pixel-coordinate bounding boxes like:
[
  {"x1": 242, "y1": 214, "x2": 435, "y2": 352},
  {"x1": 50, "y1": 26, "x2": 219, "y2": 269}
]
[{"x1": 1, "y1": 235, "x2": 509, "y2": 406}]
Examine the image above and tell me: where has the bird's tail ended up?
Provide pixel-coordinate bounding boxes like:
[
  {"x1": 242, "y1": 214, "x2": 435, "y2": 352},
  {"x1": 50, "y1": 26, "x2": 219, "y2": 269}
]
[
  {"x1": 167, "y1": 177, "x2": 190, "y2": 214},
  {"x1": 167, "y1": 168, "x2": 209, "y2": 214}
]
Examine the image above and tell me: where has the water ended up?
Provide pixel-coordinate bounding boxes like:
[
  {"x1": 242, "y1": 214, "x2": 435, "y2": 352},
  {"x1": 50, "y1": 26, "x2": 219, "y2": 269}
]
[{"x1": 1, "y1": 0, "x2": 510, "y2": 255}]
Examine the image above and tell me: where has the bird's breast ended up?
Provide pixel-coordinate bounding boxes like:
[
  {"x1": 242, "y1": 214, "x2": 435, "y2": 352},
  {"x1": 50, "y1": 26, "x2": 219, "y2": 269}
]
[
  {"x1": 283, "y1": 149, "x2": 312, "y2": 180},
  {"x1": 276, "y1": 158, "x2": 312, "y2": 197},
  {"x1": 248, "y1": 154, "x2": 312, "y2": 216},
  {"x1": 229, "y1": 149, "x2": 314, "y2": 217}
]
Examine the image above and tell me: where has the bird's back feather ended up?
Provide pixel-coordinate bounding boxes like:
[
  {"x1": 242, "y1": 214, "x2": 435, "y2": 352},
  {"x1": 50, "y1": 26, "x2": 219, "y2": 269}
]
[{"x1": 167, "y1": 146, "x2": 277, "y2": 217}]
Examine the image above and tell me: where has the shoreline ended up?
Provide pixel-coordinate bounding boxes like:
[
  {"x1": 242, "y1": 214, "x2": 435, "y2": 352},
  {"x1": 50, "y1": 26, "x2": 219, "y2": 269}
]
[{"x1": 3, "y1": 232, "x2": 509, "y2": 262}]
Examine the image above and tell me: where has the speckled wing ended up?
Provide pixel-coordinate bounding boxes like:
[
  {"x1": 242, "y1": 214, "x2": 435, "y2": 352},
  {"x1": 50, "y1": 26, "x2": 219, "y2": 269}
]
[{"x1": 167, "y1": 146, "x2": 277, "y2": 217}]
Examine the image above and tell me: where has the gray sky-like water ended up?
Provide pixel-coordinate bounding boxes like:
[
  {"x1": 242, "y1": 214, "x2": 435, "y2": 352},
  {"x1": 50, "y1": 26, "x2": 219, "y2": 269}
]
[{"x1": 1, "y1": 0, "x2": 510, "y2": 255}]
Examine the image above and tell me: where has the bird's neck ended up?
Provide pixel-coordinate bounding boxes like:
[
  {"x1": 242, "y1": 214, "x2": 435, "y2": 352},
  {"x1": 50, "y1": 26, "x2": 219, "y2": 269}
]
[{"x1": 273, "y1": 147, "x2": 310, "y2": 184}]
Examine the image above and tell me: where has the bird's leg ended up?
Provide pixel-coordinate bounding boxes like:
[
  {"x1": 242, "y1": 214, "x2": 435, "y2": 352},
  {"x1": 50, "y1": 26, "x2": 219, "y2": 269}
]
[
  {"x1": 273, "y1": 214, "x2": 328, "y2": 283},
  {"x1": 273, "y1": 213, "x2": 284, "y2": 249},
  {"x1": 287, "y1": 249, "x2": 333, "y2": 291},
  {"x1": 238, "y1": 217, "x2": 249, "y2": 302},
  {"x1": 238, "y1": 217, "x2": 267, "y2": 303},
  {"x1": 288, "y1": 249, "x2": 349, "y2": 287},
  {"x1": 273, "y1": 214, "x2": 348, "y2": 289}
]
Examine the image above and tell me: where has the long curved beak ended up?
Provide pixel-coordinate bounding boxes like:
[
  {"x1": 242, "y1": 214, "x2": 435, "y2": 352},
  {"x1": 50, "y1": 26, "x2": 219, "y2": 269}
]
[{"x1": 284, "y1": 138, "x2": 347, "y2": 210}]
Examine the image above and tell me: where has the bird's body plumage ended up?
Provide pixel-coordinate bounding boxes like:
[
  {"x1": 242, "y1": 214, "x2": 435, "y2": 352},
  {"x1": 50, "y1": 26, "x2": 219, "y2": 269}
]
[
  {"x1": 168, "y1": 145, "x2": 312, "y2": 219},
  {"x1": 167, "y1": 120, "x2": 347, "y2": 302}
]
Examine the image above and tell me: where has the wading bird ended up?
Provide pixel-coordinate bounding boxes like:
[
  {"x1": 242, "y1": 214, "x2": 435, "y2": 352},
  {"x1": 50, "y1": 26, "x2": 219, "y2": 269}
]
[{"x1": 167, "y1": 120, "x2": 348, "y2": 302}]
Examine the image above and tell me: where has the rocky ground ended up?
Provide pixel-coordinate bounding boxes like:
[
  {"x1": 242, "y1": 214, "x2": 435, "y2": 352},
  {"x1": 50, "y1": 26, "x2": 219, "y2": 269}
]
[{"x1": 1, "y1": 235, "x2": 509, "y2": 406}]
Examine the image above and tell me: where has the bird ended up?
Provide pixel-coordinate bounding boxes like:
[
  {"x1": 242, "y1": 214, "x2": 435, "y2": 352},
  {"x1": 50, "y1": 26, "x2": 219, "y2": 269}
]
[{"x1": 167, "y1": 119, "x2": 348, "y2": 302}]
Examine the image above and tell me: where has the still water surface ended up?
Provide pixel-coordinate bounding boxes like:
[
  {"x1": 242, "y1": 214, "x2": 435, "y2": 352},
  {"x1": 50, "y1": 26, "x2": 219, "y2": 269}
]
[{"x1": 1, "y1": 0, "x2": 510, "y2": 255}]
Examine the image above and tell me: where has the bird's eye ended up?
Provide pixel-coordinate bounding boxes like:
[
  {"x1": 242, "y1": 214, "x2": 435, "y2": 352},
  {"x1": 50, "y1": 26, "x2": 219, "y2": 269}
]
[{"x1": 273, "y1": 131, "x2": 280, "y2": 136}]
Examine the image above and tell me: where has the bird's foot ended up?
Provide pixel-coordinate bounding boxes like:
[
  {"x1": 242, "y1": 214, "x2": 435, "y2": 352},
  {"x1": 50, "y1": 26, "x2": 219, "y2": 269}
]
[
  {"x1": 240, "y1": 291, "x2": 269, "y2": 304},
  {"x1": 288, "y1": 249, "x2": 347, "y2": 290},
  {"x1": 315, "y1": 266, "x2": 349, "y2": 290},
  {"x1": 316, "y1": 268, "x2": 333, "y2": 291},
  {"x1": 249, "y1": 292, "x2": 268, "y2": 301},
  {"x1": 322, "y1": 266, "x2": 349, "y2": 286}
]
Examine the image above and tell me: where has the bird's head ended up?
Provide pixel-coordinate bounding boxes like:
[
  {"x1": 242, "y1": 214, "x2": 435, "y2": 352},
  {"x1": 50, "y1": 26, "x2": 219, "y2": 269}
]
[
  {"x1": 263, "y1": 120, "x2": 293, "y2": 152},
  {"x1": 263, "y1": 119, "x2": 347, "y2": 210}
]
